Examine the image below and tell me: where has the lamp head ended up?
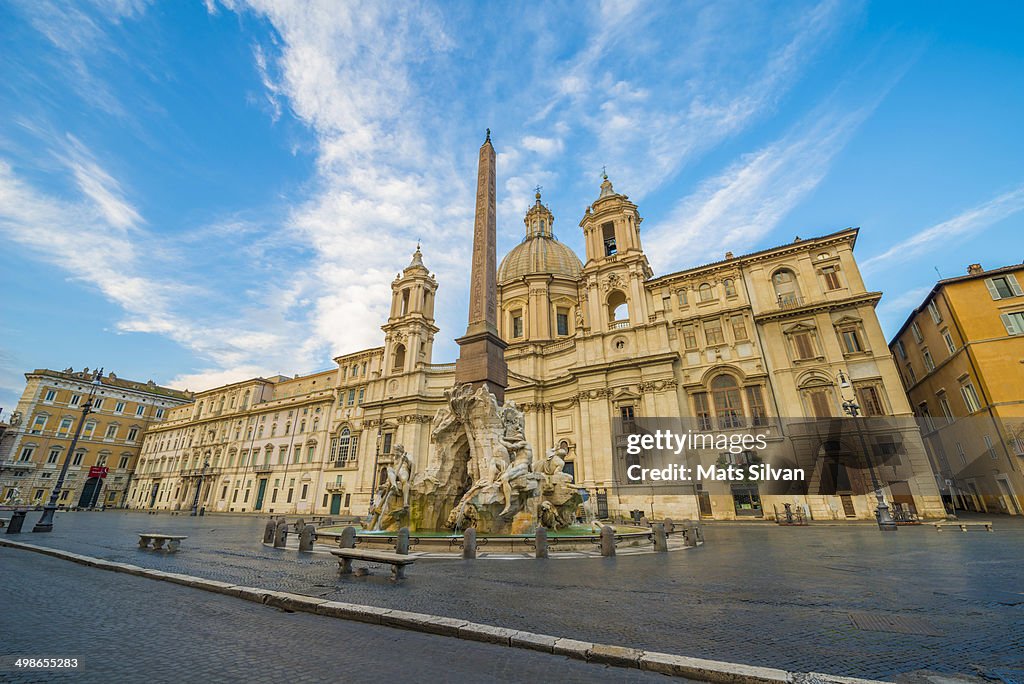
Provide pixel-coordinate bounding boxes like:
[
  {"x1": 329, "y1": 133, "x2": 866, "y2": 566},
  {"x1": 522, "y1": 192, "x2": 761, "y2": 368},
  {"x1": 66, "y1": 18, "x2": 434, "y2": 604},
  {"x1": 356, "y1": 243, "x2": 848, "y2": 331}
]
[{"x1": 837, "y1": 370, "x2": 851, "y2": 389}]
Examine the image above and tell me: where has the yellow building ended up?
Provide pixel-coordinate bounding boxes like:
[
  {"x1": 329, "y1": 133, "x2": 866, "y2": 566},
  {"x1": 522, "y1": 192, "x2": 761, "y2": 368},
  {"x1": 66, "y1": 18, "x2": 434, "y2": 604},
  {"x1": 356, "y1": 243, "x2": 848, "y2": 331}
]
[
  {"x1": 131, "y1": 174, "x2": 944, "y2": 522},
  {"x1": 889, "y1": 263, "x2": 1024, "y2": 515},
  {"x1": 1, "y1": 369, "x2": 191, "y2": 508}
]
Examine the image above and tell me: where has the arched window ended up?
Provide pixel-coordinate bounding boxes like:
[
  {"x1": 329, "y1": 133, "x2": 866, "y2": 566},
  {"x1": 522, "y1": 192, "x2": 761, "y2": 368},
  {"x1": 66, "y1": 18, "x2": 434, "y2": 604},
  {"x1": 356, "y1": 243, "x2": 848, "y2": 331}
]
[
  {"x1": 711, "y1": 375, "x2": 744, "y2": 429},
  {"x1": 336, "y1": 428, "x2": 350, "y2": 463},
  {"x1": 723, "y1": 279, "x2": 737, "y2": 298},
  {"x1": 772, "y1": 268, "x2": 801, "y2": 307},
  {"x1": 393, "y1": 344, "x2": 406, "y2": 372},
  {"x1": 608, "y1": 290, "x2": 629, "y2": 324},
  {"x1": 698, "y1": 283, "x2": 714, "y2": 302}
]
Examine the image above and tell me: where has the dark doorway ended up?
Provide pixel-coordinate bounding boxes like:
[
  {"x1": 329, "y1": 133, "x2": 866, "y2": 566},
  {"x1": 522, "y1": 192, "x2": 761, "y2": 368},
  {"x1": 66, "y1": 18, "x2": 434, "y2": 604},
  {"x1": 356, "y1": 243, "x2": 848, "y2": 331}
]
[
  {"x1": 78, "y1": 477, "x2": 102, "y2": 508},
  {"x1": 255, "y1": 478, "x2": 268, "y2": 510},
  {"x1": 149, "y1": 482, "x2": 160, "y2": 508},
  {"x1": 330, "y1": 493, "x2": 342, "y2": 515}
]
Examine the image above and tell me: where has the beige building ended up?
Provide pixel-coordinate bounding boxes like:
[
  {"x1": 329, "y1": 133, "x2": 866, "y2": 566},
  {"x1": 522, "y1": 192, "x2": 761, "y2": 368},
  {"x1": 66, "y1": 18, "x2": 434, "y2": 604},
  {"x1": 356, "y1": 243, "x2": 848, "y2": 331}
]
[
  {"x1": 131, "y1": 177, "x2": 944, "y2": 521},
  {"x1": 1, "y1": 369, "x2": 190, "y2": 508},
  {"x1": 889, "y1": 263, "x2": 1024, "y2": 516}
]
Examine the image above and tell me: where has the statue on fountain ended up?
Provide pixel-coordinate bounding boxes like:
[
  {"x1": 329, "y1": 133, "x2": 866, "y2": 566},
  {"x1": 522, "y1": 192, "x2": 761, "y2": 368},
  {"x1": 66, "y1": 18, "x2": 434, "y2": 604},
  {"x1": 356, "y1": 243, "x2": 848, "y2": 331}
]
[{"x1": 367, "y1": 444, "x2": 415, "y2": 531}]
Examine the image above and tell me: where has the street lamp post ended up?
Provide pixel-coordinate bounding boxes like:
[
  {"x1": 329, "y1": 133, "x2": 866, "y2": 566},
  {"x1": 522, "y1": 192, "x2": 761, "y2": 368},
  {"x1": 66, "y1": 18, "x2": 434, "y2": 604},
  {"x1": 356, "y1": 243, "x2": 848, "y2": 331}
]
[
  {"x1": 33, "y1": 368, "x2": 103, "y2": 533},
  {"x1": 190, "y1": 458, "x2": 210, "y2": 516},
  {"x1": 837, "y1": 371, "x2": 897, "y2": 532}
]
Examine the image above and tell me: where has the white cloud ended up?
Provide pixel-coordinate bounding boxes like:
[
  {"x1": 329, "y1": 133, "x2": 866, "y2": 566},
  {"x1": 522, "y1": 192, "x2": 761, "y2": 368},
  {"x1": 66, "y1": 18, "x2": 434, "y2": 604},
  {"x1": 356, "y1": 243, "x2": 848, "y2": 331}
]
[
  {"x1": 862, "y1": 186, "x2": 1024, "y2": 274},
  {"x1": 643, "y1": 103, "x2": 874, "y2": 271}
]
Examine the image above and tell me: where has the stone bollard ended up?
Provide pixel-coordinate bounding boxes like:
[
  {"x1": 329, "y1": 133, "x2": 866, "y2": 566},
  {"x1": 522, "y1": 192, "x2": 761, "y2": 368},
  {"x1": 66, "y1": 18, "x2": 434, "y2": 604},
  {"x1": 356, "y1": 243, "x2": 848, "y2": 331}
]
[
  {"x1": 535, "y1": 526, "x2": 549, "y2": 559},
  {"x1": 293, "y1": 517, "x2": 306, "y2": 533},
  {"x1": 396, "y1": 527, "x2": 410, "y2": 555},
  {"x1": 263, "y1": 519, "x2": 276, "y2": 544},
  {"x1": 274, "y1": 519, "x2": 289, "y2": 548},
  {"x1": 664, "y1": 517, "x2": 674, "y2": 534},
  {"x1": 639, "y1": 516, "x2": 650, "y2": 528},
  {"x1": 339, "y1": 526, "x2": 357, "y2": 549},
  {"x1": 600, "y1": 525, "x2": 616, "y2": 557},
  {"x1": 462, "y1": 527, "x2": 477, "y2": 560},
  {"x1": 683, "y1": 523, "x2": 697, "y2": 547},
  {"x1": 299, "y1": 524, "x2": 316, "y2": 552},
  {"x1": 653, "y1": 522, "x2": 668, "y2": 552}
]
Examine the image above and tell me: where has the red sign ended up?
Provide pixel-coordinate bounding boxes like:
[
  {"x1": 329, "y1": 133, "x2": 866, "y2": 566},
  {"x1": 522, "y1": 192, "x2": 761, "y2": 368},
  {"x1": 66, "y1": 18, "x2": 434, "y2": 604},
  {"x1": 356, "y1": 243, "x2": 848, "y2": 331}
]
[{"x1": 89, "y1": 466, "x2": 109, "y2": 479}]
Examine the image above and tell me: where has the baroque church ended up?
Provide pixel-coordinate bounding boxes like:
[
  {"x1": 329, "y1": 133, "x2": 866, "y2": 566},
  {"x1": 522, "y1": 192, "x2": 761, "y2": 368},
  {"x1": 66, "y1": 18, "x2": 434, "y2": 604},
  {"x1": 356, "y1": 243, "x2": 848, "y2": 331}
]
[{"x1": 128, "y1": 136, "x2": 944, "y2": 522}]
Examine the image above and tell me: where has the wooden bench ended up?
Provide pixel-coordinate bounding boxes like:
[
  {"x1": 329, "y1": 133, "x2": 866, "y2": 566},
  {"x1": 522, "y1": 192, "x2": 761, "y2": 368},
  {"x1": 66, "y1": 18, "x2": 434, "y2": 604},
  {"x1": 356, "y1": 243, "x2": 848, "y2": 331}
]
[
  {"x1": 934, "y1": 521, "x2": 993, "y2": 532},
  {"x1": 138, "y1": 533, "x2": 188, "y2": 551},
  {"x1": 330, "y1": 548, "x2": 415, "y2": 580}
]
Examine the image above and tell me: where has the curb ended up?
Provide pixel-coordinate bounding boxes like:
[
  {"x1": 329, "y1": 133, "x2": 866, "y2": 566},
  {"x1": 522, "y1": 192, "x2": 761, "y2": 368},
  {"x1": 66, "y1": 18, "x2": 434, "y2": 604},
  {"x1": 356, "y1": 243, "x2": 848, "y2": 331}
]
[{"x1": 0, "y1": 538, "x2": 890, "y2": 684}]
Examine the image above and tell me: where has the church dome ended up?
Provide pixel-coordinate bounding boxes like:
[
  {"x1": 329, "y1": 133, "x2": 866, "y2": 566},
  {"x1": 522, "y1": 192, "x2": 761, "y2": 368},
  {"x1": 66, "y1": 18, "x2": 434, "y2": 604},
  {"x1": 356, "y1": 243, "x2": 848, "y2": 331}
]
[{"x1": 497, "y1": 190, "x2": 583, "y2": 284}]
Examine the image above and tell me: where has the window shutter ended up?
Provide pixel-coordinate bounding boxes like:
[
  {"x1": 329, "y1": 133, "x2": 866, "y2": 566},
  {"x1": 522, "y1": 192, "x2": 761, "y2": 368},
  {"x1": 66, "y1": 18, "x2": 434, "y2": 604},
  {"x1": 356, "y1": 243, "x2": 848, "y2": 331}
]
[
  {"x1": 1001, "y1": 313, "x2": 1022, "y2": 335},
  {"x1": 984, "y1": 278, "x2": 1001, "y2": 300},
  {"x1": 1008, "y1": 274, "x2": 1024, "y2": 296}
]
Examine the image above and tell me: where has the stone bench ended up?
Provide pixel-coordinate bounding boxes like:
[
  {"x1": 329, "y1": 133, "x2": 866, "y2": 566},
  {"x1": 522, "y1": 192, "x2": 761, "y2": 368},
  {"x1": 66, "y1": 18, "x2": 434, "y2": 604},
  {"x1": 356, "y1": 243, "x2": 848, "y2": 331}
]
[
  {"x1": 138, "y1": 533, "x2": 188, "y2": 551},
  {"x1": 330, "y1": 548, "x2": 416, "y2": 580},
  {"x1": 934, "y1": 521, "x2": 993, "y2": 532}
]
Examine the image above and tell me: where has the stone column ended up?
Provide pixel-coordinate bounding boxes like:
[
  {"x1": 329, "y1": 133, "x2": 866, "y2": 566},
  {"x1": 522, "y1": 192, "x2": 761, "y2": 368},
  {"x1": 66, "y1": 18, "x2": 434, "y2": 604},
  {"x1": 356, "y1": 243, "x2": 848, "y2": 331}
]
[{"x1": 463, "y1": 527, "x2": 477, "y2": 559}]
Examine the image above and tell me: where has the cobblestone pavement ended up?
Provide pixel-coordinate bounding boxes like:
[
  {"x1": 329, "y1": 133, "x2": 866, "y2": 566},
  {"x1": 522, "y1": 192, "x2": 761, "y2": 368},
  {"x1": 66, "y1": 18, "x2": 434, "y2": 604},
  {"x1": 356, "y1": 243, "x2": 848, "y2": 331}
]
[
  {"x1": 0, "y1": 547, "x2": 674, "y2": 684},
  {"x1": 5, "y1": 510, "x2": 1024, "y2": 680}
]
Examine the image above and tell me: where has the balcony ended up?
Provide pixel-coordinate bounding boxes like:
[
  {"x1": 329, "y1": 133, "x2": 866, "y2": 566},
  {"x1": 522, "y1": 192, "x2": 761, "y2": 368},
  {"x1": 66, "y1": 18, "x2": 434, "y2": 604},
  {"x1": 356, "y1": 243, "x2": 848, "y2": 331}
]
[
  {"x1": 610, "y1": 319, "x2": 630, "y2": 330},
  {"x1": 775, "y1": 294, "x2": 805, "y2": 310},
  {"x1": 253, "y1": 464, "x2": 273, "y2": 474},
  {"x1": 0, "y1": 460, "x2": 36, "y2": 471},
  {"x1": 325, "y1": 483, "x2": 345, "y2": 493}
]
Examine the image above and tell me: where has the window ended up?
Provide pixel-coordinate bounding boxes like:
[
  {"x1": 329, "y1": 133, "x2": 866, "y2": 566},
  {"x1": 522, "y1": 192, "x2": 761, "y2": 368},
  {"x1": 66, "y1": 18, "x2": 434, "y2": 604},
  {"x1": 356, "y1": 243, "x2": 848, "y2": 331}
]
[
  {"x1": 821, "y1": 266, "x2": 841, "y2": 290},
  {"x1": 961, "y1": 382, "x2": 981, "y2": 413},
  {"x1": 676, "y1": 290, "x2": 688, "y2": 307},
  {"x1": 30, "y1": 415, "x2": 47, "y2": 434},
  {"x1": 772, "y1": 269, "x2": 801, "y2": 307},
  {"x1": 608, "y1": 291, "x2": 628, "y2": 322},
  {"x1": 512, "y1": 311, "x2": 524, "y2": 338},
  {"x1": 919, "y1": 403, "x2": 935, "y2": 432},
  {"x1": 922, "y1": 349, "x2": 935, "y2": 372},
  {"x1": 393, "y1": 344, "x2": 406, "y2": 372},
  {"x1": 382, "y1": 432, "x2": 393, "y2": 455},
  {"x1": 105, "y1": 424, "x2": 118, "y2": 439},
  {"x1": 956, "y1": 442, "x2": 967, "y2": 465},
  {"x1": 711, "y1": 376, "x2": 744, "y2": 429},
  {"x1": 1001, "y1": 312, "x2": 1024, "y2": 335},
  {"x1": 70, "y1": 394, "x2": 81, "y2": 406},
  {"x1": 911, "y1": 321, "x2": 923, "y2": 343},
  {"x1": 619, "y1": 406, "x2": 636, "y2": 434},
  {"x1": 857, "y1": 385, "x2": 885, "y2": 416},
  {"x1": 97, "y1": 454, "x2": 108, "y2": 467},
  {"x1": 705, "y1": 319, "x2": 725, "y2": 345},
  {"x1": 47, "y1": 449, "x2": 60, "y2": 464},
  {"x1": 681, "y1": 325, "x2": 697, "y2": 350},
  {"x1": 723, "y1": 279, "x2": 737, "y2": 298},
  {"x1": 602, "y1": 222, "x2": 616, "y2": 255},
  {"x1": 400, "y1": 289, "x2": 410, "y2": 316},
  {"x1": 358, "y1": 388, "x2": 364, "y2": 405},
  {"x1": 942, "y1": 329, "x2": 956, "y2": 354},
  {"x1": 792, "y1": 332, "x2": 815, "y2": 360},
  {"x1": 115, "y1": 401, "x2": 125, "y2": 413},
  {"x1": 556, "y1": 309, "x2": 569, "y2": 336},
  {"x1": 155, "y1": 408, "x2": 164, "y2": 419},
  {"x1": 44, "y1": 389, "x2": 57, "y2": 402},
  {"x1": 927, "y1": 300, "x2": 942, "y2": 324},
  {"x1": 127, "y1": 427, "x2": 139, "y2": 442},
  {"x1": 895, "y1": 340, "x2": 906, "y2": 360},
  {"x1": 840, "y1": 329, "x2": 863, "y2": 354},
  {"x1": 19, "y1": 446, "x2": 34, "y2": 462},
  {"x1": 986, "y1": 275, "x2": 1022, "y2": 300},
  {"x1": 84, "y1": 421, "x2": 96, "y2": 438},
  {"x1": 984, "y1": 435, "x2": 997, "y2": 459},
  {"x1": 731, "y1": 316, "x2": 748, "y2": 341},
  {"x1": 807, "y1": 389, "x2": 833, "y2": 418},
  {"x1": 698, "y1": 283, "x2": 714, "y2": 302},
  {"x1": 93, "y1": 398, "x2": 103, "y2": 410},
  {"x1": 905, "y1": 364, "x2": 917, "y2": 385},
  {"x1": 746, "y1": 386, "x2": 767, "y2": 426},
  {"x1": 939, "y1": 396, "x2": 954, "y2": 424},
  {"x1": 72, "y1": 451, "x2": 84, "y2": 466},
  {"x1": 136, "y1": 405, "x2": 145, "y2": 416},
  {"x1": 661, "y1": 295, "x2": 671, "y2": 313}
]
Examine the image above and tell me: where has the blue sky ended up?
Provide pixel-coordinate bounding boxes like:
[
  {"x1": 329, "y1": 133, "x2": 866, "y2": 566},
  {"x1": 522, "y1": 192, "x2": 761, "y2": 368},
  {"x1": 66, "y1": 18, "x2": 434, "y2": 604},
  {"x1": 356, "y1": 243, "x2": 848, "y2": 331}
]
[{"x1": 2, "y1": 0, "x2": 1023, "y2": 409}]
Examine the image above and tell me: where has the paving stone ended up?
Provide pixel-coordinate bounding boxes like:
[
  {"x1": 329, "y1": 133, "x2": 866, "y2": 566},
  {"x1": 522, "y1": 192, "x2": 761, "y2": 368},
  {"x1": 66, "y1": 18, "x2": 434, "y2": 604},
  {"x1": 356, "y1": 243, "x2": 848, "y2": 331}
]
[
  {"x1": 590, "y1": 643, "x2": 643, "y2": 667},
  {"x1": 553, "y1": 638, "x2": 593, "y2": 661},
  {"x1": 510, "y1": 631, "x2": 559, "y2": 653},
  {"x1": 458, "y1": 622, "x2": 518, "y2": 645}
]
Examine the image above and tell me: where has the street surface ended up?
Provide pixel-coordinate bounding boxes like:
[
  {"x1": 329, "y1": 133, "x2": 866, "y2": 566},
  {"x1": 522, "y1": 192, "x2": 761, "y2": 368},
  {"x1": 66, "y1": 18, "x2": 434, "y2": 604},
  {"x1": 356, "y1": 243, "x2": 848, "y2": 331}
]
[{"x1": 2, "y1": 510, "x2": 1022, "y2": 680}]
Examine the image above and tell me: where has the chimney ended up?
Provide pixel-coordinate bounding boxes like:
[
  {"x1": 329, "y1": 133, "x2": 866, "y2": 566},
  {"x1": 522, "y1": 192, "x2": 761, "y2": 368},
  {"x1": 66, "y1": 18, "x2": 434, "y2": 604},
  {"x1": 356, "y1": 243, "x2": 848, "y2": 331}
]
[
  {"x1": 725, "y1": 251, "x2": 734, "y2": 259},
  {"x1": 967, "y1": 263, "x2": 983, "y2": 275}
]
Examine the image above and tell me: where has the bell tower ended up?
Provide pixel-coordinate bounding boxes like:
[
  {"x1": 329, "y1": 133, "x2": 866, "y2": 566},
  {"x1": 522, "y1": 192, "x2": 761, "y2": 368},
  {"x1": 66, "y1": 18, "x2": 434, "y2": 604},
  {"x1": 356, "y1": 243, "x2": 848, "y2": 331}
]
[
  {"x1": 382, "y1": 244, "x2": 439, "y2": 375},
  {"x1": 579, "y1": 172, "x2": 652, "y2": 332}
]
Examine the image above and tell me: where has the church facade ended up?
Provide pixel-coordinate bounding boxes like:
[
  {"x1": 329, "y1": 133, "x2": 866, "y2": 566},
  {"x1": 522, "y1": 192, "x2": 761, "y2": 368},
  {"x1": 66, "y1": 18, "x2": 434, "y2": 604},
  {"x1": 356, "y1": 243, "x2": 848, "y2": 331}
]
[{"x1": 128, "y1": 172, "x2": 944, "y2": 522}]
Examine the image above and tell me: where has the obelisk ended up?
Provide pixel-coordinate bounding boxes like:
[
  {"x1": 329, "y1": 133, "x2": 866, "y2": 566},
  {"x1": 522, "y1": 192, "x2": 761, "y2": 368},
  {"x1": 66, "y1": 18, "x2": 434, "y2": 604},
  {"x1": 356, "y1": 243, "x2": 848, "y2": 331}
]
[{"x1": 455, "y1": 129, "x2": 508, "y2": 402}]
